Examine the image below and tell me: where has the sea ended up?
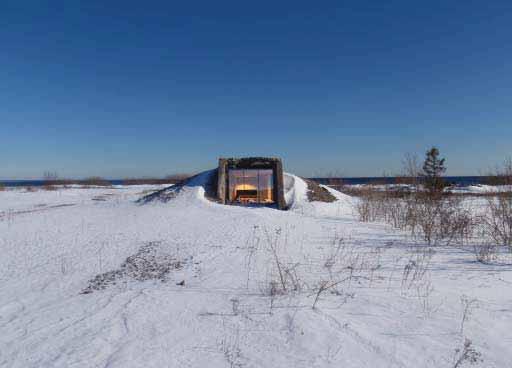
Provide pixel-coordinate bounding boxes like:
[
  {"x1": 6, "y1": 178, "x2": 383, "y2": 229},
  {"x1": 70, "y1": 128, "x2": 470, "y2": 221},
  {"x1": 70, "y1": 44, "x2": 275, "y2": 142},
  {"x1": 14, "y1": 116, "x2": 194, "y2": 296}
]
[
  {"x1": 310, "y1": 176, "x2": 487, "y2": 186},
  {"x1": 1, "y1": 176, "x2": 489, "y2": 188}
]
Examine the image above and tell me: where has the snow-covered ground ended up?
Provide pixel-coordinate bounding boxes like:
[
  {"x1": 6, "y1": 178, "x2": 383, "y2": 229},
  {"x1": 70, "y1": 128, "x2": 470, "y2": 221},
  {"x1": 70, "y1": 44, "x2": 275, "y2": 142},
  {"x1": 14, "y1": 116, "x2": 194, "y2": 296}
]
[{"x1": 1, "y1": 176, "x2": 511, "y2": 367}]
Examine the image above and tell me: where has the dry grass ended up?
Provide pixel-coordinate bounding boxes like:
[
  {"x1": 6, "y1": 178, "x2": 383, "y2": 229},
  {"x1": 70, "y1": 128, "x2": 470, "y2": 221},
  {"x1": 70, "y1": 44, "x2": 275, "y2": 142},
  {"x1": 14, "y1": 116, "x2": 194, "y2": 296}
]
[
  {"x1": 80, "y1": 177, "x2": 111, "y2": 187},
  {"x1": 353, "y1": 186, "x2": 476, "y2": 246},
  {"x1": 482, "y1": 193, "x2": 512, "y2": 249},
  {"x1": 352, "y1": 183, "x2": 511, "y2": 263},
  {"x1": 479, "y1": 159, "x2": 512, "y2": 252},
  {"x1": 304, "y1": 179, "x2": 337, "y2": 203}
]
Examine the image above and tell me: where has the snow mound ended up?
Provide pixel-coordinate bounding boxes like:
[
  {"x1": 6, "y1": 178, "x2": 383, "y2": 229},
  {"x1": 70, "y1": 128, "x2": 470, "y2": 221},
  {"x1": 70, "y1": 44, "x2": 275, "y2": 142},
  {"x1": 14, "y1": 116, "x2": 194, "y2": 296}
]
[
  {"x1": 284, "y1": 173, "x2": 354, "y2": 217},
  {"x1": 139, "y1": 170, "x2": 354, "y2": 217},
  {"x1": 138, "y1": 169, "x2": 217, "y2": 205},
  {"x1": 283, "y1": 173, "x2": 308, "y2": 208}
]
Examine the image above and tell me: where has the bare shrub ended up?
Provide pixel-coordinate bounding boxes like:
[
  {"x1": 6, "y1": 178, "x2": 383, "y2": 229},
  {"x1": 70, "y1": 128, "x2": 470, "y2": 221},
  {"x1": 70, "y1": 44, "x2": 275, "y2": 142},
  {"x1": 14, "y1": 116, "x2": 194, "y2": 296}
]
[
  {"x1": 122, "y1": 174, "x2": 191, "y2": 185},
  {"x1": 399, "y1": 248, "x2": 440, "y2": 318},
  {"x1": 311, "y1": 236, "x2": 377, "y2": 308},
  {"x1": 396, "y1": 152, "x2": 422, "y2": 188},
  {"x1": 415, "y1": 279, "x2": 439, "y2": 318},
  {"x1": 165, "y1": 173, "x2": 191, "y2": 182},
  {"x1": 354, "y1": 187, "x2": 373, "y2": 222},
  {"x1": 472, "y1": 243, "x2": 497, "y2": 264},
  {"x1": 259, "y1": 229, "x2": 370, "y2": 310},
  {"x1": 43, "y1": 171, "x2": 58, "y2": 181},
  {"x1": 244, "y1": 225, "x2": 261, "y2": 289},
  {"x1": 260, "y1": 279, "x2": 284, "y2": 314},
  {"x1": 482, "y1": 194, "x2": 512, "y2": 249},
  {"x1": 401, "y1": 247, "x2": 434, "y2": 291},
  {"x1": 264, "y1": 227, "x2": 303, "y2": 294},
  {"x1": 311, "y1": 278, "x2": 349, "y2": 309},
  {"x1": 485, "y1": 157, "x2": 512, "y2": 186},
  {"x1": 354, "y1": 186, "x2": 475, "y2": 246},
  {"x1": 219, "y1": 327, "x2": 244, "y2": 368},
  {"x1": 354, "y1": 186, "x2": 389, "y2": 222},
  {"x1": 81, "y1": 177, "x2": 111, "y2": 187},
  {"x1": 324, "y1": 171, "x2": 345, "y2": 192},
  {"x1": 452, "y1": 339, "x2": 482, "y2": 368},
  {"x1": 412, "y1": 195, "x2": 475, "y2": 246},
  {"x1": 481, "y1": 159, "x2": 512, "y2": 250},
  {"x1": 352, "y1": 152, "x2": 479, "y2": 247},
  {"x1": 459, "y1": 295, "x2": 478, "y2": 335},
  {"x1": 43, "y1": 171, "x2": 59, "y2": 191}
]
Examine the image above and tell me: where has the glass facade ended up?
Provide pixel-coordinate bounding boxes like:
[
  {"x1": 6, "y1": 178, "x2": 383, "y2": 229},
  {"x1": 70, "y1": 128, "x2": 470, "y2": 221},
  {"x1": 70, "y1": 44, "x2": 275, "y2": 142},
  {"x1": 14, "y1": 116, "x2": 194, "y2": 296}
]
[{"x1": 228, "y1": 169, "x2": 274, "y2": 204}]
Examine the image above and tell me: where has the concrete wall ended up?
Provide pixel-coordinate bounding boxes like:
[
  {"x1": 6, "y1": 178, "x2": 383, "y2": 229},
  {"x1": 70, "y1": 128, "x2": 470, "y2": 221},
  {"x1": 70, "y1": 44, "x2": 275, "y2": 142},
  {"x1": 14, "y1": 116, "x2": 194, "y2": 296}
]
[{"x1": 217, "y1": 158, "x2": 228, "y2": 204}]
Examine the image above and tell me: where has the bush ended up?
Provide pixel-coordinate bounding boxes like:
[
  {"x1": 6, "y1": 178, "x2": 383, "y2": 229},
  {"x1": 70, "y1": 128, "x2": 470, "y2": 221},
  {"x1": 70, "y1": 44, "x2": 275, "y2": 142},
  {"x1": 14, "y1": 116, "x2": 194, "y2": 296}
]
[
  {"x1": 80, "y1": 177, "x2": 111, "y2": 187},
  {"x1": 122, "y1": 174, "x2": 190, "y2": 185},
  {"x1": 481, "y1": 159, "x2": 512, "y2": 250},
  {"x1": 165, "y1": 173, "x2": 191, "y2": 183},
  {"x1": 472, "y1": 243, "x2": 497, "y2": 264},
  {"x1": 353, "y1": 154, "x2": 512, "y2": 261},
  {"x1": 485, "y1": 157, "x2": 512, "y2": 186},
  {"x1": 43, "y1": 171, "x2": 59, "y2": 191},
  {"x1": 354, "y1": 186, "x2": 385, "y2": 223},
  {"x1": 414, "y1": 195, "x2": 474, "y2": 246},
  {"x1": 355, "y1": 189, "x2": 474, "y2": 246},
  {"x1": 482, "y1": 193, "x2": 512, "y2": 249}
]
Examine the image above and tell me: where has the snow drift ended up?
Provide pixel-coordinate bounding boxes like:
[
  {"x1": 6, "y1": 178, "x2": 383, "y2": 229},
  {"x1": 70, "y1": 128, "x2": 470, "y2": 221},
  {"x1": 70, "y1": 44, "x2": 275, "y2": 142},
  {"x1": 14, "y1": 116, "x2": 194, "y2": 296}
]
[
  {"x1": 2, "y1": 179, "x2": 511, "y2": 368},
  {"x1": 139, "y1": 169, "x2": 354, "y2": 217}
]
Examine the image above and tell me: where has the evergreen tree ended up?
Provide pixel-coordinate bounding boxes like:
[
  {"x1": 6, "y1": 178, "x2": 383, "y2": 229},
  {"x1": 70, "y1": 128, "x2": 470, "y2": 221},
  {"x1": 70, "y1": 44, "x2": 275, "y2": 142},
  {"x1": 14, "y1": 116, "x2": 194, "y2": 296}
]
[{"x1": 422, "y1": 147, "x2": 446, "y2": 195}]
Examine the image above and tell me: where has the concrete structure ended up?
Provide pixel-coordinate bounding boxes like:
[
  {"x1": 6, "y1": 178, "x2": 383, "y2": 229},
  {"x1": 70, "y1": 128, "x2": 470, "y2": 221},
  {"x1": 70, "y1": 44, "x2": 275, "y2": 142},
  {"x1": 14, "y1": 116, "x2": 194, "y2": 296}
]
[{"x1": 217, "y1": 157, "x2": 286, "y2": 210}]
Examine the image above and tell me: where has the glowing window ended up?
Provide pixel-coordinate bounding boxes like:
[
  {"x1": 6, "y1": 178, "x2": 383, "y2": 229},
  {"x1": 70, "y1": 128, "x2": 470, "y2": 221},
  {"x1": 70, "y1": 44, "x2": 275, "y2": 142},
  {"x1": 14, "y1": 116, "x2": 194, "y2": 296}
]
[{"x1": 228, "y1": 169, "x2": 274, "y2": 204}]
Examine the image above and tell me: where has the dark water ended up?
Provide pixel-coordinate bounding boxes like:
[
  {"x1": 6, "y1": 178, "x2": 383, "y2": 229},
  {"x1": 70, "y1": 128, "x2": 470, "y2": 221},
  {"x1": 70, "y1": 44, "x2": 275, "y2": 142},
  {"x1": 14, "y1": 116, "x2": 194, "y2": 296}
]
[
  {"x1": 0, "y1": 180, "x2": 125, "y2": 187},
  {"x1": 1, "y1": 176, "x2": 489, "y2": 188},
  {"x1": 310, "y1": 176, "x2": 488, "y2": 186}
]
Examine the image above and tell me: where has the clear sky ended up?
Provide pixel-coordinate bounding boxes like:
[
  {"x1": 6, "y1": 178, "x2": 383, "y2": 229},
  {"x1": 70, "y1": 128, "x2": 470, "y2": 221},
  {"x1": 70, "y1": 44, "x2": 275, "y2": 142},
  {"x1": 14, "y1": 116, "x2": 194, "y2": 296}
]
[{"x1": 1, "y1": 1, "x2": 511, "y2": 179}]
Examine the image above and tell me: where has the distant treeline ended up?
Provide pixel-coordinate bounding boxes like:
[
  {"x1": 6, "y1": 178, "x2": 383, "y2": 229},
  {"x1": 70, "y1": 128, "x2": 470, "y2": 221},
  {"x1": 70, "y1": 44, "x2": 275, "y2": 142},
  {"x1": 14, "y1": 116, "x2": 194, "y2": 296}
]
[{"x1": 121, "y1": 174, "x2": 190, "y2": 185}]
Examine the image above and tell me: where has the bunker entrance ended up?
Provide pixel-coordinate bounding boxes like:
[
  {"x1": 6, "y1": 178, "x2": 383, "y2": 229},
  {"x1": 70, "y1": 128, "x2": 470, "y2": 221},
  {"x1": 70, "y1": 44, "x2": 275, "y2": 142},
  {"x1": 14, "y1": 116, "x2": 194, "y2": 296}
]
[{"x1": 228, "y1": 169, "x2": 274, "y2": 204}]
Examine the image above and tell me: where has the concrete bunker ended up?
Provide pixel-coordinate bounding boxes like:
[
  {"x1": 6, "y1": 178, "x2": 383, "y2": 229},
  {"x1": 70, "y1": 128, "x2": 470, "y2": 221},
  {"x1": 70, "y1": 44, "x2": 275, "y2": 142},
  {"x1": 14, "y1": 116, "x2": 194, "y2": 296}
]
[
  {"x1": 217, "y1": 157, "x2": 287, "y2": 210},
  {"x1": 139, "y1": 156, "x2": 336, "y2": 209}
]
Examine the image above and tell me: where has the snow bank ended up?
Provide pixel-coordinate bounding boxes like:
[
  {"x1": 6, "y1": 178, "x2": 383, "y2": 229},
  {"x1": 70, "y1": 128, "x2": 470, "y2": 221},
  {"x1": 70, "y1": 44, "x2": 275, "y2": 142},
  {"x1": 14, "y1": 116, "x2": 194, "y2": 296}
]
[
  {"x1": 140, "y1": 170, "x2": 354, "y2": 219},
  {"x1": 3, "y1": 179, "x2": 512, "y2": 367},
  {"x1": 284, "y1": 173, "x2": 355, "y2": 217},
  {"x1": 448, "y1": 184, "x2": 512, "y2": 194}
]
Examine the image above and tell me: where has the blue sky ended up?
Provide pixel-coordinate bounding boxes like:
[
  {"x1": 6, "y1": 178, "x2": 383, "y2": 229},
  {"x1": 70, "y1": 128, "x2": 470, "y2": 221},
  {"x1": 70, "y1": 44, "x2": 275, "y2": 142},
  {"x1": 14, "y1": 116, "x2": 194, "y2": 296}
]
[{"x1": 1, "y1": 1, "x2": 511, "y2": 179}]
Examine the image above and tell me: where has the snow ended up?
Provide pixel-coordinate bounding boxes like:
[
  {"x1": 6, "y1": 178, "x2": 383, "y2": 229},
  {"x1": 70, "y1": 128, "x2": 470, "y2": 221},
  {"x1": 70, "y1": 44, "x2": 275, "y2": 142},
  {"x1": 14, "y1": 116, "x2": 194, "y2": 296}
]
[
  {"x1": 284, "y1": 173, "x2": 354, "y2": 218},
  {"x1": 1, "y1": 177, "x2": 511, "y2": 367},
  {"x1": 448, "y1": 184, "x2": 512, "y2": 194},
  {"x1": 345, "y1": 183, "x2": 512, "y2": 195}
]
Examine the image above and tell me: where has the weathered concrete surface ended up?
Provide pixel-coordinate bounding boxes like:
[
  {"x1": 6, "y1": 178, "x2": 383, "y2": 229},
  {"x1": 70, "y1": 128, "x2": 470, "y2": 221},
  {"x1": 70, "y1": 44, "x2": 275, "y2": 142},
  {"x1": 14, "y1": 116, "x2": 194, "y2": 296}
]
[
  {"x1": 217, "y1": 158, "x2": 228, "y2": 204},
  {"x1": 273, "y1": 159, "x2": 286, "y2": 210}
]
